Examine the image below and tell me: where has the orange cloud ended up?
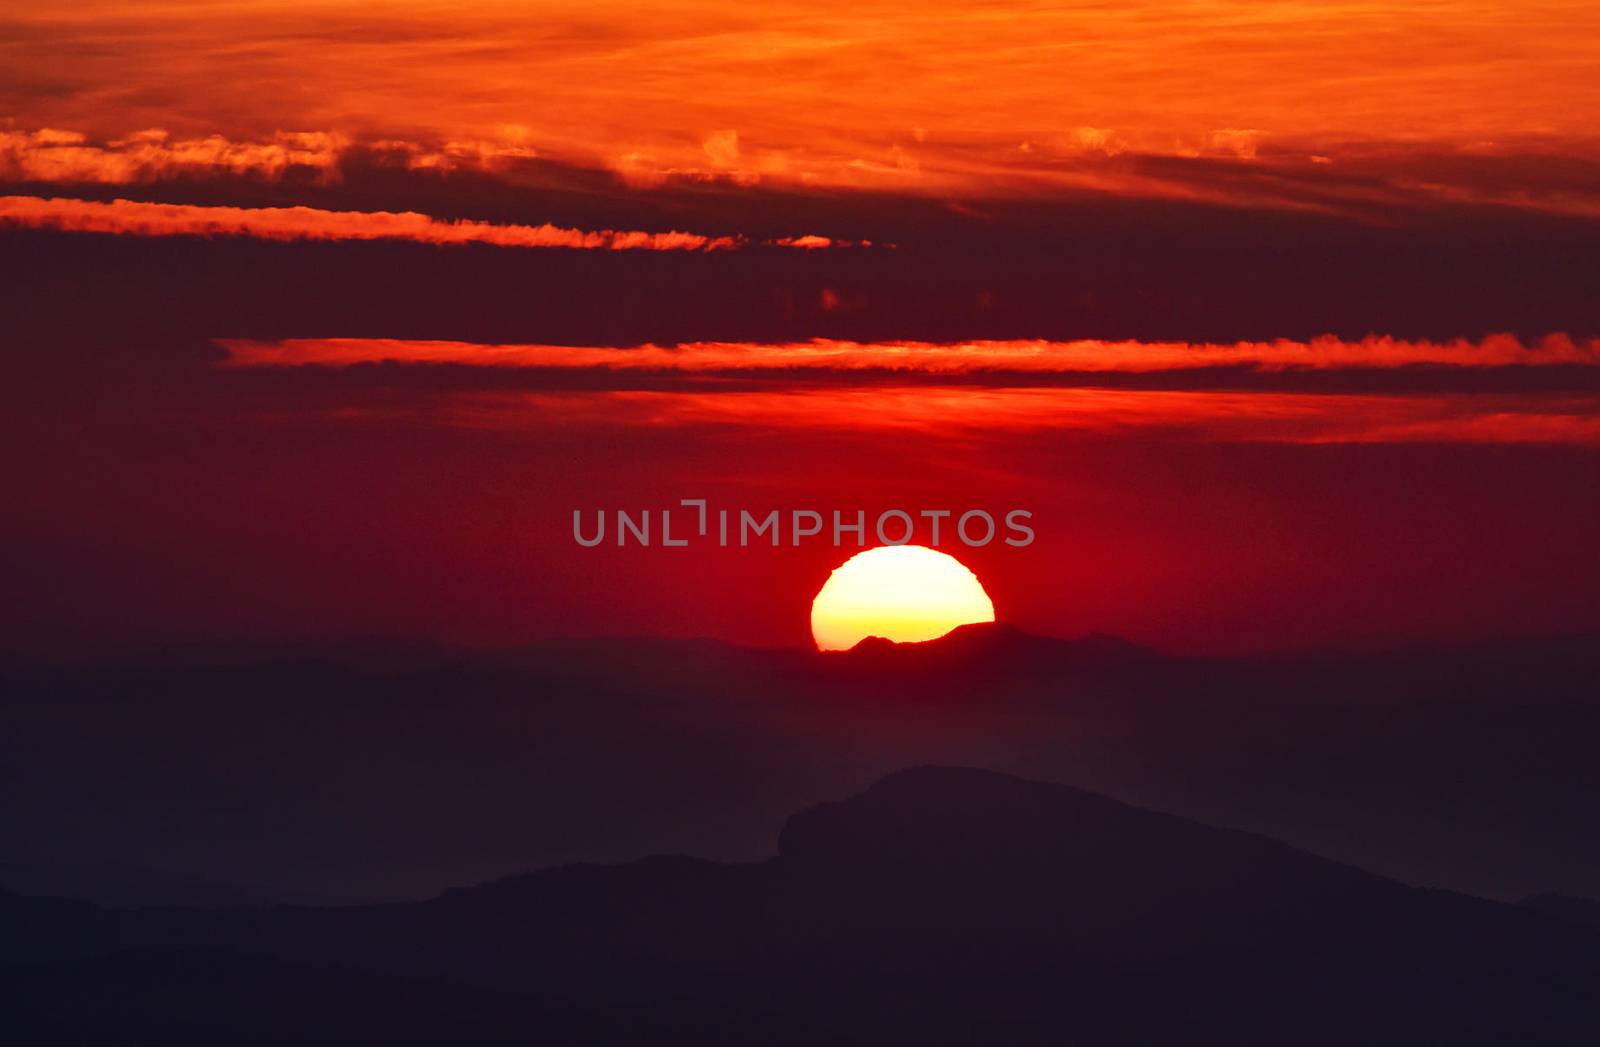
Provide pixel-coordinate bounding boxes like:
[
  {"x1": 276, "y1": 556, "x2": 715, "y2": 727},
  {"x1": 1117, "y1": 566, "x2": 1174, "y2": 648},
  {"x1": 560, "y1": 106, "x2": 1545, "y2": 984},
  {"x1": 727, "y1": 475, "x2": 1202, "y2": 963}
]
[
  {"x1": 0, "y1": 128, "x2": 347, "y2": 183},
  {"x1": 0, "y1": 196, "x2": 859, "y2": 252},
  {"x1": 367, "y1": 136, "x2": 541, "y2": 172},
  {"x1": 215, "y1": 337, "x2": 1600, "y2": 446},
  {"x1": 217, "y1": 335, "x2": 1600, "y2": 373},
  {"x1": 354, "y1": 386, "x2": 1600, "y2": 448},
  {"x1": 5, "y1": 1, "x2": 1599, "y2": 204},
  {"x1": 11, "y1": 121, "x2": 1598, "y2": 218}
]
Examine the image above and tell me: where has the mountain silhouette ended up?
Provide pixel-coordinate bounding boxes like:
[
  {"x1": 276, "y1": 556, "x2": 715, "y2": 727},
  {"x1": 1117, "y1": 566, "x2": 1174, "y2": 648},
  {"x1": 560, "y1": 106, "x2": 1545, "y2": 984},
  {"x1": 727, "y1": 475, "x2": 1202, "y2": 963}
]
[
  {"x1": 7, "y1": 767, "x2": 1600, "y2": 1044},
  {"x1": 6, "y1": 631, "x2": 1600, "y2": 903},
  {"x1": 833, "y1": 621, "x2": 1157, "y2": 676}
]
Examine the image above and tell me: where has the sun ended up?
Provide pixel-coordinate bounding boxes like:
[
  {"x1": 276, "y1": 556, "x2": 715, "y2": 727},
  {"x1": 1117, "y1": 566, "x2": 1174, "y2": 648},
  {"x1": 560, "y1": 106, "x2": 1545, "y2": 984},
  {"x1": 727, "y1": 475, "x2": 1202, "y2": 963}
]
[{"x1": 811, "y1": 545, "x2": 996, "y2": 651}]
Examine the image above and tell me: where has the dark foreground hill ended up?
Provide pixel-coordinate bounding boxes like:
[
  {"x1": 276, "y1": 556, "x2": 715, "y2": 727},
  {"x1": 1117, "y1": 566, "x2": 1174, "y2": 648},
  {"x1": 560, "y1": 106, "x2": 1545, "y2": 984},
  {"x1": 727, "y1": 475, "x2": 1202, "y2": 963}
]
[{"x1": 6, "y1": 766, "x2": 1600, "y2": 1045}]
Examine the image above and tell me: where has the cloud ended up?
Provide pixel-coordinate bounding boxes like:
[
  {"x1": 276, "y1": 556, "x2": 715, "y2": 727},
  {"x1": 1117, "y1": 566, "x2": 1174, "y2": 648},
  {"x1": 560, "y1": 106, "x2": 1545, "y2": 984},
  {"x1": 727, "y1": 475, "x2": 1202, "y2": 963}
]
[
  {"x1": 217, "y1": 334, "x2": 1600, "y2": 374},
  {"x1": 0, "y1": 195, "x2": 861, "y2": 252},
  {"x1": 772, "y1": 234, "x2": 872, "y2": 249},
  {"x1": 367, "y1": 136, "x2": 541, "y2": 172},
  {"x1": 1209, "y1": 129, "x2": 1266, "y2": 161},
  {"x1": 209, "y1": 336, "x2": 1600, "y2": 446},
  {"x1": 0, "y1": 128, "x2": 348, "y2": 183},
  {"x1": 0, "y1": 126, "x2": 564, "y2": 184},
  {"x1": 8, "y1": 123, "x2": 1600, "y2": 221},
  {"x1": 315, "y1": 386, "x2": 1600, "y2": 448},
  {"x1": 7, "y1": 2, "x2": 1600, "y2": 208}
]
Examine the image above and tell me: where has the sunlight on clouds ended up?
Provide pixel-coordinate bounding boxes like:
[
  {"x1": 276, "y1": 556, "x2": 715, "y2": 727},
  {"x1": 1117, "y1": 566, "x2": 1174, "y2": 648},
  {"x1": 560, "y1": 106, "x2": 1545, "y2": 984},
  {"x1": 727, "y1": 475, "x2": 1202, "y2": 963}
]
[
  {"x1": 431, "y1": 388, "x2": 1600, "y2": 447},
  {"x1": 0, "y1": 195, "x2": 864, "y2": 251},
  {"x1": 210, "y1": 337, "x2": 1600, "y2": 447},
  {"x1": 0, "y1": 129, "x2": 347, "y2": 183},
  {"x1": 218, "y1": 335, "x2": 1600, "y2": 373},
  {"x1": 3, "y1": 1, "x2": 1597, "y2": 199}
]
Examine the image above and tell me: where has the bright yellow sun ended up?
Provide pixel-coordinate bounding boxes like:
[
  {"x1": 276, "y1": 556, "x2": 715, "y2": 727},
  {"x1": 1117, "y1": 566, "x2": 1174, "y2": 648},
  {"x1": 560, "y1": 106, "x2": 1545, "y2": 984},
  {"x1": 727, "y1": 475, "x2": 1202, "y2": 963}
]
[{"x1": 811, "y1": 545, "x2": 996, "y2": 651}]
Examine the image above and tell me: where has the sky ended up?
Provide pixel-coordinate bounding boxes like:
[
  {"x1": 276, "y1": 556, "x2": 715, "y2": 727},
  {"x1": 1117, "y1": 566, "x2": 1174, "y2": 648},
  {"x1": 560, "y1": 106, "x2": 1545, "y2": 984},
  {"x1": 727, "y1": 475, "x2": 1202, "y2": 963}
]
[{"x1": 2, "y1": 0, "x2": 1598, "y2": 655}]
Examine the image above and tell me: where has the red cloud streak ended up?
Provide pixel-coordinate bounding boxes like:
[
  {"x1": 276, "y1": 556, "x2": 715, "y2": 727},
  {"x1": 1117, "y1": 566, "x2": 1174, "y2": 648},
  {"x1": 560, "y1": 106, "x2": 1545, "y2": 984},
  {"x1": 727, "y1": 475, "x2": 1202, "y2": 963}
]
[
  {"x1": 219, "y1": 335, "x2": 1600, "y2": 373},
  {"x1": 0, "y1": 195, "x2": 854, "y2": 252}
]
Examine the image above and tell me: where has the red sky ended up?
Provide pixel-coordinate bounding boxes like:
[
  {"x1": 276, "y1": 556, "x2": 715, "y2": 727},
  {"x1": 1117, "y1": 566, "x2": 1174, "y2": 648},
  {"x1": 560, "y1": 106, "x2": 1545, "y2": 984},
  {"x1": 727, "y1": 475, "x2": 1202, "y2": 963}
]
[{"x1": 2, "y1": 1, "x2": 1598, "y2": 655}]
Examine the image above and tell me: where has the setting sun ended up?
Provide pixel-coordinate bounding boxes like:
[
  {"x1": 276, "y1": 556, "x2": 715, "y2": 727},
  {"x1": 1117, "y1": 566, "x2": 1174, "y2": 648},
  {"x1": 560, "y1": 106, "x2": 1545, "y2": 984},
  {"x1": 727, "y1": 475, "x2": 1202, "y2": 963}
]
[{"x1": 811, "y1": 545, "x2": 996, "y2": 651}]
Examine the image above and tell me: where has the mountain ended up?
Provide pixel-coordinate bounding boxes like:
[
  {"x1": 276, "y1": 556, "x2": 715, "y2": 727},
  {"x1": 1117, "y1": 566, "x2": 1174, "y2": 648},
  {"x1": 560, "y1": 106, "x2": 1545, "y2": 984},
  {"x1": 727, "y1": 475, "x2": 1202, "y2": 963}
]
[
  {"x1": 830, "y1": 621, "x2": 1158, "y2": 678},
  {"x1": 6, "y1": 767, "x2": 1600, "y2": 1045}
]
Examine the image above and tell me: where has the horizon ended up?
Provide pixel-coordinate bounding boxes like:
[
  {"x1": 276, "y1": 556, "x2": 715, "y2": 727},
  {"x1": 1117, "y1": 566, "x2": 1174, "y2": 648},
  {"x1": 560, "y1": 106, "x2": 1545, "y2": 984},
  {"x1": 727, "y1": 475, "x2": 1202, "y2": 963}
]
[{"x1": 11, "y1": 616, "x2": 1600, "y2": 667}]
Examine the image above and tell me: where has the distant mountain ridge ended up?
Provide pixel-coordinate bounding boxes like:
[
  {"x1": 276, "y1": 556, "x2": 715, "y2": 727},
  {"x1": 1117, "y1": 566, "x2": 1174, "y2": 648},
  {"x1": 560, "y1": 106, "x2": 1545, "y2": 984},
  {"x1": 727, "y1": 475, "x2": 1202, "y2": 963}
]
[
  {"x1": 834, "y1": 621, "x2": 1159, "y2": 669},
  {"x1": 7, "y1": 767, "x2": 1600, "y2": 1044},
  {"x1": 6, "y1": 631, "x2": 1600, "y2": 904}
]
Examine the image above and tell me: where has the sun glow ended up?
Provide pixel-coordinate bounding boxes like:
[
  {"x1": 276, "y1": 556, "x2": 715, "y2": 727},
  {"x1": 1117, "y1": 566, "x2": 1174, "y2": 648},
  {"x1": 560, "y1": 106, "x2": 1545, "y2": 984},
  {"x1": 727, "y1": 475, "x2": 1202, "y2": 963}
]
[{"x1": 811, "y1": 545, "x2": 996, "y2": 651}]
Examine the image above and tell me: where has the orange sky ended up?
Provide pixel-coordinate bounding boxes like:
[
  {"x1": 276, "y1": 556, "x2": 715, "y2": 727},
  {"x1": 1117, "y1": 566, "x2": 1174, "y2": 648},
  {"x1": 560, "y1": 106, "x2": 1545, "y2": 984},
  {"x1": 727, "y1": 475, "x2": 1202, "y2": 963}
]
[{"x1": 5, "y1": 1, "x2": 1598, "y2": 198}]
